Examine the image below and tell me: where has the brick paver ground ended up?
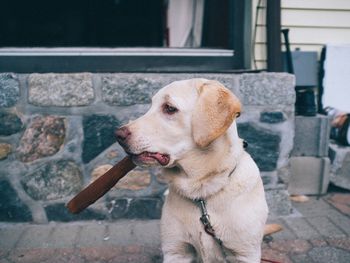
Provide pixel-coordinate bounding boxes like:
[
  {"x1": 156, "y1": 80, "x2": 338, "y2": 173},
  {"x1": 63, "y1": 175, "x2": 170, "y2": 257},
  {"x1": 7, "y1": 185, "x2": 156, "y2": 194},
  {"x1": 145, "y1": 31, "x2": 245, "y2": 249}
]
[{"x1": 1, "y1": 187, "x2": 350, "y2": 263}]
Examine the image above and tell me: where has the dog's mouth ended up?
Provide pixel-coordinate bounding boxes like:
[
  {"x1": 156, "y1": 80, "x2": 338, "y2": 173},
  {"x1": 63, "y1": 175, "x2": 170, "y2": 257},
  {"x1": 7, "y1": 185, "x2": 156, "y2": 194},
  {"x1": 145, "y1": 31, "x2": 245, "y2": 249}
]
[{"x1": 129, "y1": 151, "x2": 170, "y2": 166}]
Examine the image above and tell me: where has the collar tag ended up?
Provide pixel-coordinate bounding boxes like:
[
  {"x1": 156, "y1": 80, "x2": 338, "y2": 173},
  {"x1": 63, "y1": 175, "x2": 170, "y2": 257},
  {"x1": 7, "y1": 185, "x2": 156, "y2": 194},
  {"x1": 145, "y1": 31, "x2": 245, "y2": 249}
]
[{"x1": 196, "y1": 199, "x2": 216, "y2": 237}]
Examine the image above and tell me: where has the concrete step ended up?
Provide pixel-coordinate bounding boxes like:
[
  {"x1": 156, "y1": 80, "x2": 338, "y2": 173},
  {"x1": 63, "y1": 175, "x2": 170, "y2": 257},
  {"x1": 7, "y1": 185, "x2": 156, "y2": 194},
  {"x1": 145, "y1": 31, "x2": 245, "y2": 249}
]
[
  {"x1": 2, "y1": 193, "x2": 350, "y2": 263},
  {"x1": 288, "y1": 156, "x2": 330, "y2": 195},
  {"x1": 292, "y1": 115, "x2": 331, "y2": 157},
  {"x1": 329, "y1": 142, "x2": 350, "y2": 190}
]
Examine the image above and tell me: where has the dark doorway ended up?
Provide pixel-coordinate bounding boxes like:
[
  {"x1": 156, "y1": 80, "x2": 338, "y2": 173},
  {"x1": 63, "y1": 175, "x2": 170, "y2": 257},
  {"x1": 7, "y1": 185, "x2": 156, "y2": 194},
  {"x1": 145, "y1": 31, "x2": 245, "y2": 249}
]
[
  {"x1": 202, "y1": 0, "x2": 230, "y2": 49},
  {"x1": 0, "y1": 0, "x2": 165, "y2": 47}
]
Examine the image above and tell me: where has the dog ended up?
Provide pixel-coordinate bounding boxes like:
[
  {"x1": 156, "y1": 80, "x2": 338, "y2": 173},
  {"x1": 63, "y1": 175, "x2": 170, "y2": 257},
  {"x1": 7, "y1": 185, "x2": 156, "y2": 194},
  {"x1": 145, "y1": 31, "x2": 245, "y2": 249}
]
[{"x1": 116, "y1": 79, "x2": 269, "y2": 262}]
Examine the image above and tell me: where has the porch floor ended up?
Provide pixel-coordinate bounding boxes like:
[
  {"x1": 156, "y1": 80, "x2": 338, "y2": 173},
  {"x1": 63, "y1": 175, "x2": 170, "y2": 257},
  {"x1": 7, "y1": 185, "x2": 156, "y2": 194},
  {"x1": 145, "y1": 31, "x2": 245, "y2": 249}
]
[{"x1": 1, "y1": 187, "x2": 350, "y2": 263}]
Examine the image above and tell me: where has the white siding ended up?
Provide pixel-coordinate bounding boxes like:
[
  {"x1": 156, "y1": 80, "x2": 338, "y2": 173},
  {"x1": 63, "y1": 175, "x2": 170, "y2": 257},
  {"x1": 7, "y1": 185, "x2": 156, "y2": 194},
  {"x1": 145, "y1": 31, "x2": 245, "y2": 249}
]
[
  {"x1": 252, "y1": 0, "x2": 350, "y2": 70},
  {"x1": 252, "y1": 0, "x2": 267, "y2": 69},
  {"x1": 281, "y1": 0, "x2": 350, "y2": 10},
  {"x1": 256, "y1": 27, "x2": 350, "y2": 44}
]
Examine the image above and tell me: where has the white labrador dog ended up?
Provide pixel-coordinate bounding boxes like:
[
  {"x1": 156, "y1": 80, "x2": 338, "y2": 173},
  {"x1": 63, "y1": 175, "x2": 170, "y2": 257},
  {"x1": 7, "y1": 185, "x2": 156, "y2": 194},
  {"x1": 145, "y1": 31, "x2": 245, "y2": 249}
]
[{"x1": 116, "y1": 79, "x2": 269, "y2": 262}]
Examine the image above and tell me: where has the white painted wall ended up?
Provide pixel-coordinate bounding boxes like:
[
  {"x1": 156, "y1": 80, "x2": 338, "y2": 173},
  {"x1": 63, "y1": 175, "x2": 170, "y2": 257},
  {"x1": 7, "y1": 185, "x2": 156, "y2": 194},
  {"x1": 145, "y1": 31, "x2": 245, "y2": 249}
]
[{"x1": 252, "y1": 0, "x2": 350, "y2": 69}]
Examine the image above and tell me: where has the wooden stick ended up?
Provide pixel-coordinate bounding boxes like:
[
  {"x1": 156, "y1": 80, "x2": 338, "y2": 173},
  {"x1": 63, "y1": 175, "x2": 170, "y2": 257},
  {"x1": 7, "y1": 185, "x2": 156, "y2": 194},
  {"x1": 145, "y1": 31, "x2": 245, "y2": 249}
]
[{"x1": 67, "y1": 156, "x2": 136, "y2": 214}]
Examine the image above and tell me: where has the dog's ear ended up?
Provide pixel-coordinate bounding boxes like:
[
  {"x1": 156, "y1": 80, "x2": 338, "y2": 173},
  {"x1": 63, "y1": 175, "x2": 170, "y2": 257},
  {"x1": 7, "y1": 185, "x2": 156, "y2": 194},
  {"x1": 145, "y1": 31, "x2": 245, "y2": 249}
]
[{"x1": 192, "y1": 80, "x2": 241, "y2": 148}]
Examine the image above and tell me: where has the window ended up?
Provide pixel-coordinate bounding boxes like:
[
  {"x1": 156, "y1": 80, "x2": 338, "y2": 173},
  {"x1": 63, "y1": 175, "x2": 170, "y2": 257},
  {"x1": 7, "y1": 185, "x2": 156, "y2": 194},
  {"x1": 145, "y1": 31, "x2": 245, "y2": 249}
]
[{"x1": 0, "y1": 0, "x2": 251, "y2": 72}]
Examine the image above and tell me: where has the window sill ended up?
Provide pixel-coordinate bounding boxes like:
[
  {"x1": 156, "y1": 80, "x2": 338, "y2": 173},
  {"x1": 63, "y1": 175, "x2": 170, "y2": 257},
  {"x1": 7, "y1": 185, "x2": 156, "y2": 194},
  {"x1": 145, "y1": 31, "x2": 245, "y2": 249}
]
[{"x1": 0, "y1": 47, "x2": 235, "y2": 73}]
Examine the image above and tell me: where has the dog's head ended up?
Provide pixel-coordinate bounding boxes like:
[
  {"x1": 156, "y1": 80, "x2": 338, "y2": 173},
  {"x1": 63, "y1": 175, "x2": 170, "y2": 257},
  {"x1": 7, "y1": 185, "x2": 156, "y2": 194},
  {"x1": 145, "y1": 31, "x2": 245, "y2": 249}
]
[{"x1": 115, "y1": 79, "x2": 241, "y2": 167}]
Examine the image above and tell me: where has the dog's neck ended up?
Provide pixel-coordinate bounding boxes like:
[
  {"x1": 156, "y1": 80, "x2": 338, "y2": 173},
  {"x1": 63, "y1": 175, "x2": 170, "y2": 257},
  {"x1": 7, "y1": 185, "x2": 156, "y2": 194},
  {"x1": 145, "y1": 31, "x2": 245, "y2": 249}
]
[{"x1": 163, "y1": 123, "x2": 244, "y2": 200}]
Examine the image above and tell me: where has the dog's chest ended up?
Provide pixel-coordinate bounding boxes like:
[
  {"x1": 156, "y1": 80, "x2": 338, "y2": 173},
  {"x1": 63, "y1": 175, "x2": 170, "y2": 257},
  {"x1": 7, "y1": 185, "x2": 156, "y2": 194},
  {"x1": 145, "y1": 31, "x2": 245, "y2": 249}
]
[{"x1": 164, "y1": 191, "x2": 232, "y2": 259}]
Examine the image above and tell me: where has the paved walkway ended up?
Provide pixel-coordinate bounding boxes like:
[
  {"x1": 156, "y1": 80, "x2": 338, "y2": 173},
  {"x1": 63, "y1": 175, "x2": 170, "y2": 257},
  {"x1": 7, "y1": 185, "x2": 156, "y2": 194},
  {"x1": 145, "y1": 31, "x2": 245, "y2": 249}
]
[{"x1": 1, "y1": 187, "x2": 350, "y2": 263}]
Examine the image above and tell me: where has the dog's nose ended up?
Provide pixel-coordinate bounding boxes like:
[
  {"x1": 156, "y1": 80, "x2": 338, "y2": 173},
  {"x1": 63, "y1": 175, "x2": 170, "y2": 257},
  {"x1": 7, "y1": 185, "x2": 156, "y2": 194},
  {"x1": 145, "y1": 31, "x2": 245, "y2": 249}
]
[{"x1": 115, "y1": 126, "x2": 131, "y2": 142}]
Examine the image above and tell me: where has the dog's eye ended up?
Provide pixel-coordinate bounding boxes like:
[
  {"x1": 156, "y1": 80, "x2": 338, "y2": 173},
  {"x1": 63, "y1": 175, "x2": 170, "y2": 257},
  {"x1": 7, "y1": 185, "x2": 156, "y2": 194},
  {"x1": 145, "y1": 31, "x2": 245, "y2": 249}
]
[{"x1": 163, "y1": 104, "x2": 178, "y2": 115}]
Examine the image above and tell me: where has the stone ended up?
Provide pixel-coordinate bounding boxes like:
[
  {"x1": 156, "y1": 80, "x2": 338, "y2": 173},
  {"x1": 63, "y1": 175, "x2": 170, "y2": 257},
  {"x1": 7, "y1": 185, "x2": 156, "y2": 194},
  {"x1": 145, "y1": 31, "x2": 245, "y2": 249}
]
[
  {"x1": 21, "y1": 160, "x2": 83, "y2": 201},
  {"x1": 0, "y1": 226, "x2": 27, "y2": 249},
  {"x1": 106, "y1": 149, "x2": 119, "y2": 159},
  {"x1": 48, "y1": 226, "x2": 81, "y2": 248},
  {"x1": 108, "y1": 199, "x2": 128, "y2": 218},
  {"x1": 116, "y1": 170, "x2": 152, "y2": 190},
  {"x1": 239, "y1": 73, "x2": 295, "y2": 106},
  {"x1": 76, "y1": 224, "x2": 107, "y2": 247},
  {"x1": 82, "y1": 115, "x2": 121, "y2": 163},
  {"x1": 307, "y1": 216, "x2": 346, "y2": 238},
  {"x1": 269, "y1": 239, "x2": 311, "y2": 254},
  {"x1": 0, "y1": 179, "x2": 32, "y2": 222},
  {"x1": 265, "y1": 188, "x2": 293, "y2": 217},
  {"x1": 28, "y1": 73, "x2": 94, "y2": 106},
  {"x1": 101, "y1": 74, "x2": 177, "y2": 106},
  {"x1": 283, "y1": 217, "x2": 320, "y2": 239},
  {"x1": 0, "y1": 73, "x2": 19, "y2": 107},
  {"x1": 105, "y1": 220, "x2": 161, "y2": 247},
  {"x1": 308, "y1": 247, "x2": 350, "y2": 263},
  {"x1": 260, "y1": 111, "x2": 286, "y2": 123},
  {"x1": 310, "y1": 239, "x2": 328, "y2": 247},
  {"x1": 66, "y1": 141, "x2": 77, "y2": 153},
  {"x1": 329, "y1": 142, "x2": 350, "y2": 190},
  {"x1": 328, "y1": 213, "x2": 350, "y2": 236},
  {"x1": 77, "y1": 246, "x2": 162, "y2": 263},
  {"x1": 156, "y1": 173, "x2": 169, "y2": 185},
  {"x1": 126, "y1": 198, "x2": 163, "y2": 219},
  {"x1": 326, "y1": 193, "x2": 350, "y2": 217},
  {"x1": 78, "y1": 247, "x2": 123, "y2": 262},
  {"x1": 14, "y1": 225, "x2": 55, "y2": 249},
  {"x1": 292, "y1": 115, "x2": 331, "y2": 157},
  {"x1": 8, "y1": 248, "x2": 57, "y2": 262},
  {"x1": 45, "y1": 203, "x2": 106, "y2": 222},
  {"x1": 327, "y1": 238, "x2": 350, "y2": 251},
  {"x1": 261, "y1": 175, "x2": 272, "y2": 185},
  {"x1": 0, "y1": 111, "x2": 23, "y2": 136},
  {"x1": 101, "y1": 73, "x2": 238, "y2": 106},
  {"x1": 0, "y1": 143, "x2": 11, "y2": 160},
  {"x1": 17, "y1": 116, "x2": 65, "y2": 162},
  {"x1": 290, "y1": 254, "x2": 314, "y2": 263},
  {"x1": 237, "y1": 123, "x2": 280, "y2": 171},
  {"x1": 261, "y1": 248, "x2": 293, "y2": 263},
  {"x1": 109, "y1": 198, "x2": 163, "y2": 219},
  {"x1": 288, "y1": 157, "x2": 330, "y2": 195},
  {"x1": 291, "y1": 197, "x2": 334, "y2": 218}
]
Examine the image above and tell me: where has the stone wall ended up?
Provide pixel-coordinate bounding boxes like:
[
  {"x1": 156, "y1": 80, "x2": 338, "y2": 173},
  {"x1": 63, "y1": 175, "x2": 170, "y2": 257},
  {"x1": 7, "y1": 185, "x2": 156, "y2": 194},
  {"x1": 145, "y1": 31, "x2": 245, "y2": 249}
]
[{"x1": 0, "y1": 72, "x2": 295, "y2": 223}]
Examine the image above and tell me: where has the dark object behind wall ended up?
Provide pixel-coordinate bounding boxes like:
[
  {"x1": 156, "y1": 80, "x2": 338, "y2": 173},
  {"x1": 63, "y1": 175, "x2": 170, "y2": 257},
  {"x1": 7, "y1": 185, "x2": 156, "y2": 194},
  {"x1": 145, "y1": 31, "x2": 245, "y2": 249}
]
[
  {"x1": 318, "y1": 47, "x2": 327, "y2": 113},
  {"x1": 281, "y1": 29, "x2": 294, "y2": 74},
  {"x1": 0, "y1": 0, "x2": 164, "y2": 47},
  {"x1": 202, "y1": 0, "x2": 230, "y2": 49},
  {"x1": 0, "y1": 0, "x2": 251, "y2": 72},
  {"x1": 283, "y1": 51, "x2": 318, "y2": 116},
  {"x1": 202, "y1": 0, "x2": 249, "y2": 69}
]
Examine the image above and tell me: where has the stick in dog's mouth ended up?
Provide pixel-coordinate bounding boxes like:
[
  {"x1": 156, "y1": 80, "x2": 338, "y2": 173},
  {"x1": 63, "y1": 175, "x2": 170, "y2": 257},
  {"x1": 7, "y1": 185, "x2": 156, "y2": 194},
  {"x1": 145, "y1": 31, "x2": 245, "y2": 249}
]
[
  {"x1": 66, "y1": 156, "x2": 136, "y2": 214},
  {"x1": 66, "y1": 150, "x2": 169, "y2": 214}
]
